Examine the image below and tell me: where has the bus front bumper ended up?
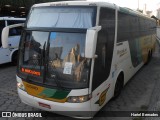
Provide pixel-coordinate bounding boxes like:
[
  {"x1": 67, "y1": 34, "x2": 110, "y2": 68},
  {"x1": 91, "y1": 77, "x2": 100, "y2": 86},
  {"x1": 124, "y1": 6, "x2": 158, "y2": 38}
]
[{"x1": 18, "y1": 88, "x2": 92, "y2": 118}]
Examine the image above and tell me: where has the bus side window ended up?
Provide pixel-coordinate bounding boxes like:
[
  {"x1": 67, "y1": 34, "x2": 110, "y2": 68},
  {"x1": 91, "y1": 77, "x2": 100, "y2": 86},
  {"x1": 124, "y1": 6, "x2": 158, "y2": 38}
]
[
  {"x1": 7, "y1": 20, "x2": 24, "y2": 37},
  {"x1": 0, "y1": 20, "x2": 5, "y2": 47},
  {"x1": 7, "y1": 20, "x2": 24, "y2": 26},
  {"x1": 9, "y1": 27, "x2": 22, "y2": 36},
  {"x1": 92, "y1": 8, "x2": 115, "y2": 91}
]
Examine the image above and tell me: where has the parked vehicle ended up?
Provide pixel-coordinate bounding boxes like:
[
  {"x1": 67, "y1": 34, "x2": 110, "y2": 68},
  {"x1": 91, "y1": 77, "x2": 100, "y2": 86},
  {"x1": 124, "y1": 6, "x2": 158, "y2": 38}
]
[{"x1": 0, "y1": 17, "x2": 25, "y2": 65}]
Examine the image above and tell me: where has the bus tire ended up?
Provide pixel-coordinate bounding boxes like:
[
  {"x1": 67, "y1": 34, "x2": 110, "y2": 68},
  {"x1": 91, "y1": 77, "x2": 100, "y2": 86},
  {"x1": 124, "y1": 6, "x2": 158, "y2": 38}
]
[
  {"x1": 12, "y1": 51, "x2": 18, "y2": 66},
  {"x1": 113, "y1": 73, "x2": 124, "y2": 99}
]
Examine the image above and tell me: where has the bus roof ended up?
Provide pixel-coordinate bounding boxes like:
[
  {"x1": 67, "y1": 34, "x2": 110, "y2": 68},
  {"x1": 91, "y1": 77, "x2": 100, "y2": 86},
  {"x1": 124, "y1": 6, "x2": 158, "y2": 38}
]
[
  {"x1": 32, "y1": 1, "x2": 154, "y2": 21},
  {"x1": 0, "y1": 17, "x2": 26, "y2": 21},
  {"x1": 33, "y1": 1, "x2": 116, "y2": 9},
  {"x1": 119, "y1": 7, "x2": 155, "y2": 21}
]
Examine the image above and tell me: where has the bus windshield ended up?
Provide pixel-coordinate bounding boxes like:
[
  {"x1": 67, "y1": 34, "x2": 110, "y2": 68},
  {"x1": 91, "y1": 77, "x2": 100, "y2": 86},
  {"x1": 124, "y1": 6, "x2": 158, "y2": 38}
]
[
  {"x1": 27, "y1": 6, "x2": 96, "y2": 28},
  {"x1": 19, "y1": 31, "x2": 91, "y2": 89}
]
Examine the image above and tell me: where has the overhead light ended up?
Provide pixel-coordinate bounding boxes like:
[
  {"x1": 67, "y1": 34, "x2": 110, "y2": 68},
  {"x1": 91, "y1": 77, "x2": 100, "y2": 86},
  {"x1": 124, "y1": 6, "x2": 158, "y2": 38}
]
[
  {"x1": 5, "y1": 5, "x2": 11, "y2": 7},
  {"x1": 21, "y1": 12, "x2": 25, "y2": 14},
  {"x1": 11, "y1": 11, "x2": 16, "y2": 13},
  {"x1": 19, "y1": 7, "x2": 25, "y2": 9}
]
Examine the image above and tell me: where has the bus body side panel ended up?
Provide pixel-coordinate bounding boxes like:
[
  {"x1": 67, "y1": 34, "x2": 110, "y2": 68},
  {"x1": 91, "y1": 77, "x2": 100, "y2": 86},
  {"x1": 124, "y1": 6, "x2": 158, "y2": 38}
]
[
  {"x1": 115, "y1": 41, "x2": 143, "y2": 85},
  {"x1": 116, "y1": 9, "x2": 156, "y2": 84},
  {"x1": 8, "y1": 36, "x2": 20, "y2": 49},
  {"x1": 115, "y1": 34, "x2": 156, "y2": 85},
  {"x1": 0, "y1": 35, "x2": 21, "y2": 64},
  {"x1": 90, "y1": 6, "x2": 156, "y2": 114},
  {"x1": 0, "y1": 48, "x2": 10, "y2": 64},
  {"x1": 8, "y1": 35, "x2": 20, "y2": 62},
  {"x1": 140, "y1": 34, "x2": 156, "y2": 63}
]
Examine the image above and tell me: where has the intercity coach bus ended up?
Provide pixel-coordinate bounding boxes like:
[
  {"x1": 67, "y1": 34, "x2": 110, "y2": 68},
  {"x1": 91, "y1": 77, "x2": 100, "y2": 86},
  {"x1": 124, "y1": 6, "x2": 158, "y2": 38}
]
[
  {"x1": 0, "y1": 17, "x2": 25, "y2": 65},
  {"x1": 14, "y1": 1, "x2": 156, "y2": 118}
]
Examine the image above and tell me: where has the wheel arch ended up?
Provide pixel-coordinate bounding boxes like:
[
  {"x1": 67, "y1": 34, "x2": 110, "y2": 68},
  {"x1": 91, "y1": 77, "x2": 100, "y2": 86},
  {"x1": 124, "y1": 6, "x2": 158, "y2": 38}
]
[
  {"x1": 10, "y1": 49, "x2": 18, "y2": 62},
  {"x1": 112, "y1": 70, "x2": 124, "y2": 99},
  {"x1": 115, "y1": 70, "x2": 124, "y2": 87}
]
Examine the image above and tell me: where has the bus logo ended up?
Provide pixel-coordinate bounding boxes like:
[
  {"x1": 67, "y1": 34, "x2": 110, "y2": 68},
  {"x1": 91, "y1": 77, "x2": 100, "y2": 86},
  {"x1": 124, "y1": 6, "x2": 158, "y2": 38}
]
[
  {"x1": 2, "y1": 112, "x2": 11, "y2": 117},
  {"x1": 97, "y1": 85, "x2": 110, "y2": 106}
]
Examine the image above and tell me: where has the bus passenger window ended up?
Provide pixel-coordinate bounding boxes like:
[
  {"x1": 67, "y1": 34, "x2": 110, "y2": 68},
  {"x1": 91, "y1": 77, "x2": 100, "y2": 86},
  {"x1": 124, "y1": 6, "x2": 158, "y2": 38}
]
[{"x1": 9, "y1": 27, "x2": 22, "y2": 36}]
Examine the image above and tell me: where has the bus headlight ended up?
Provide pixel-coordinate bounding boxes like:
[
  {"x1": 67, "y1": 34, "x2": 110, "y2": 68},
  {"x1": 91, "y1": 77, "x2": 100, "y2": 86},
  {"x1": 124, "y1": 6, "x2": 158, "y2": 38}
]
[
  {"x1": 17, "y1": 82, "x2": 25, "y2": 91},
  {"x1": 66, "y1": 94, "x2": 91, "y2": 103}
]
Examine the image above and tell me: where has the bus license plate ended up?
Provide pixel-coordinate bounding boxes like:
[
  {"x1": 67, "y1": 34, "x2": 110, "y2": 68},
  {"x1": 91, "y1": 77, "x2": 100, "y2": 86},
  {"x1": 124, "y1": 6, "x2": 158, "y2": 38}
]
[{"x1": 38, "y1": 102, "x2": 51, "y2": 109}]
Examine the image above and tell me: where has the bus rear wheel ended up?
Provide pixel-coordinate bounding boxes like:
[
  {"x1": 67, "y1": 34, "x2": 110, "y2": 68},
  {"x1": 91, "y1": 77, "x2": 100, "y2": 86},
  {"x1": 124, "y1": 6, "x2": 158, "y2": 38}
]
[{"x1": 113, "y1": 74, "x2": 124, "y2": 99}]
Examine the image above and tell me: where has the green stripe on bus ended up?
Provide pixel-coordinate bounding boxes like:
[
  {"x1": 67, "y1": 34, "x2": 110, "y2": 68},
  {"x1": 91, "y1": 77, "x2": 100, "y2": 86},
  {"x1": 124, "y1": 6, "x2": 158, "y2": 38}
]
[
  {"x1": 39, "y1": 88, "x2": 57, "y2": 98},
  {"x1": 39, "y1": 88, "x2": 70, "y2": 99},
  {"x1": 52, "y1": 90, "x2": 70, "y2": 99}
]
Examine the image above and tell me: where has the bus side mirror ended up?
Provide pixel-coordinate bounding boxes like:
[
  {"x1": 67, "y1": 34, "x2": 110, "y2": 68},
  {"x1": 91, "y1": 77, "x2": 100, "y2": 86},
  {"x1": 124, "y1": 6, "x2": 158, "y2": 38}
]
[
  {"x1": 85, "y1": 26, "x2": 101, "y2": 58},
  {"x1": 2, "y1": 23, "x2": 24, "y2": 48},
  {"x1": 1, "y1": 26, "x2": 9, "y2": 48}
]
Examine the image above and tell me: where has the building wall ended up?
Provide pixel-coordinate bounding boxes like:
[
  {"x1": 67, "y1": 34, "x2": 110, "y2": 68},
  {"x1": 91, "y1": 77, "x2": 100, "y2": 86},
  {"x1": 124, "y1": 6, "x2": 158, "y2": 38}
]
[{"x1": 157, "y1": 3, "x2": 160, "y2": 19}]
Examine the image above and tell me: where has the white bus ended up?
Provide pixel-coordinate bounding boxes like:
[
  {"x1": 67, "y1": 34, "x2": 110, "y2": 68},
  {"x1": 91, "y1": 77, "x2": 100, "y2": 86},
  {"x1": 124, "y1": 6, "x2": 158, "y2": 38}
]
[
  {"x1": 0, "y1": 17, "x2": 25, "y2": 65},
  {"x1": 14, "y1": 1, "x2": 156, "y2": 118}
]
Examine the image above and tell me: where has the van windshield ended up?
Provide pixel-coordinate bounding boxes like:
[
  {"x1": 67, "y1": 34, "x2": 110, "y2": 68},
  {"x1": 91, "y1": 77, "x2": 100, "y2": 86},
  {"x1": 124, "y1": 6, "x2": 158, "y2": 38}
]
[{"x1": 27, "y1": 6, "x2": 96, "y2": 28}]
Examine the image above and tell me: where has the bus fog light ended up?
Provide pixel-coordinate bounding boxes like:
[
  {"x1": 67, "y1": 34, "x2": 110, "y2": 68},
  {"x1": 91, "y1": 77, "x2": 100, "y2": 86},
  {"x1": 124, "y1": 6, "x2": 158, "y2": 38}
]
[
  {"x1": 17, "y1": 82, "x2": 25, "y2": 91},
  {"x1": 67, "y1": 94, "x2": 91, "y2": 103}
]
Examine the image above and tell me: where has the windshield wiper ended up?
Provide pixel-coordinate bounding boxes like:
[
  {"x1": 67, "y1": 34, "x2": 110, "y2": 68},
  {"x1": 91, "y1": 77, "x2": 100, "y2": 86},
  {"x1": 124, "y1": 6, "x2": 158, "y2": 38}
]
[
  {"x1": 51, "y1": 66, "x2": 67, "y2": 90},
  {"x1": 45, "y1": 40, "x2": 66, "y2": 90}
]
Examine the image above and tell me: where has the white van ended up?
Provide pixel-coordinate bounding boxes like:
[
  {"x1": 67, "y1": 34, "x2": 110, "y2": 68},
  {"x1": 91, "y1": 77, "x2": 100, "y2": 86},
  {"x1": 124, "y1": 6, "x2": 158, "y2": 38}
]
[{"x1": 0, "y1": 17, "x2": 25, "y2": 65}]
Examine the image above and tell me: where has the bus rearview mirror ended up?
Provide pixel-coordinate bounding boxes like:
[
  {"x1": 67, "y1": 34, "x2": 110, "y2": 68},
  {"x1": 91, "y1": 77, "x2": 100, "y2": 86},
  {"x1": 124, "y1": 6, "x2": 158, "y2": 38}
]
[
  {"x1": 85, "y1": 26, "x2": 101, "y2": 58},
  {"x1": 1, "y1": 23, "x2": 24, "y2": 48},
  {"x1": 1, "y1": 26, "x2": 9, "y2": 48}
]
